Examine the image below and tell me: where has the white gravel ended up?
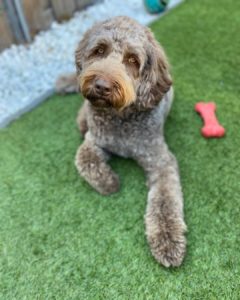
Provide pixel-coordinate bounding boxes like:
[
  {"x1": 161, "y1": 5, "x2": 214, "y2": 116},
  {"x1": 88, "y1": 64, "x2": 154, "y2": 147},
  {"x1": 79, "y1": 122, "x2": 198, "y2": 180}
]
[{"x1": 0, "y1": 0, "x2": 183, "y2": 127}]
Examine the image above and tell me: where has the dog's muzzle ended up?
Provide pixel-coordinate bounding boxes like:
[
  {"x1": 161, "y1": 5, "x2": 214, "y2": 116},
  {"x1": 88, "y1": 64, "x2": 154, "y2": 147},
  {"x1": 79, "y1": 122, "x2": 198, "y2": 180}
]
[
  {"x1": 81, "y1": 75, "x2": 114, "y2": 106},
  {"x1": 80, "y1": 58, "x2": 136, "y2": 109},
  {"x1": 94, "y1": 78, "x2": 112, "y2": 97},
  {"x1": 90, "y1": 77, "x2": 113, "y2": 102}
]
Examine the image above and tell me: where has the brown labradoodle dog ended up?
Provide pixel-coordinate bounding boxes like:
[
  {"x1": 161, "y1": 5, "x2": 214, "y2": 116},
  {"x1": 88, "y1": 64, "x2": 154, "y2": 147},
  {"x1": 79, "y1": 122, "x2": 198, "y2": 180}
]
[{"x1": 56, "y1": 16, "x2": 187, "y2": 267}]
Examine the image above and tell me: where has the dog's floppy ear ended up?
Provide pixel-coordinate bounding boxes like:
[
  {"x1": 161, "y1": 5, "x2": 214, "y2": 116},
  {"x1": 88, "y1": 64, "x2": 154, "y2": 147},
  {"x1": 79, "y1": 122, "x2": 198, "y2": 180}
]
[
  {"x1": 75, "y1": 28, "x2": 92, "y2": 74},
  {"x1": 137, "y1": 28, "x2": 172, "y2": 109}
]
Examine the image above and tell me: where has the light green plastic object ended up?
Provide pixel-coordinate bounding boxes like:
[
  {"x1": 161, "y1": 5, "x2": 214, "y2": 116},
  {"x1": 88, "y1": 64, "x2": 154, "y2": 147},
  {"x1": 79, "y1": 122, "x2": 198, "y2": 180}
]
[{"x1": 144, "y1": 0, "x2": 169, "y2": 14}]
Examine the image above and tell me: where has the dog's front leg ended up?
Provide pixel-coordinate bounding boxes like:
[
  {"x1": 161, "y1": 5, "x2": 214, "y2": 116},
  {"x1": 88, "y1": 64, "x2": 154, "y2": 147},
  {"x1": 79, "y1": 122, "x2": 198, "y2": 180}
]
[
  {"x1": 139, "y1": 143, "x2": 187, "y2": 267},
  {"x1": 75, "y1": 139, "x2": 120, "y2": 195},
  {"x1": 76, "y1": 101, "x2": 88, "y2": 137}
]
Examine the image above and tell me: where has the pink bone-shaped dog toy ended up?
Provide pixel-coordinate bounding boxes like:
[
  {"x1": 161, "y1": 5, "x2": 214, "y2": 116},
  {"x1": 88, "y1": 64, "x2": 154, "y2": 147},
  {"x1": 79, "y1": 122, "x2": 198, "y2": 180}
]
[{"x1": 195, "y1": 102, "x2": 225, "y2": 138}]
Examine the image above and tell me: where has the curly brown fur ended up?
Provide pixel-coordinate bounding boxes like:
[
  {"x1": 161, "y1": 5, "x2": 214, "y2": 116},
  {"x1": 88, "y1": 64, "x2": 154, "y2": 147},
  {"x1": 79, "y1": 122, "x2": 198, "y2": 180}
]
[
  {"x1": 56, "y1": 16, "x2": 187, "y2": 267},
  {"x1": 76, "y1": 101, "x2": 88, "y2": 136}
]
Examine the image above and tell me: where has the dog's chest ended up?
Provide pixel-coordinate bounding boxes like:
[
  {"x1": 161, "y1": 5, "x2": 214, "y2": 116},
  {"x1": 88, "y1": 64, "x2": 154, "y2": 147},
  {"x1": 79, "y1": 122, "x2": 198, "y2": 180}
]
[{"x1": 87, "y1": 108, "x2": 162, "y2": 157}]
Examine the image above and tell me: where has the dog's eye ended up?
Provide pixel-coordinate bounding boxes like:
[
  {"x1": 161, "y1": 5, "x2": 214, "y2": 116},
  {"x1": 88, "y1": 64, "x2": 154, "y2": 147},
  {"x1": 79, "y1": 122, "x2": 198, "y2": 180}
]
[
  {"x1": 123, "y1": 54, "x2": 140, "y2": 78},
  {"x1": 128, "y1": 57, "x2": 136, "y2": 64},
  {"x1": 126, "y1": 55, "x2": 140, "y2": 69},
  {"x1": 89, "y1": 45, "x2": 107, "y2": 59},
  {"x1": 97, "y1": 47, "x2": 104, "y2": 55}
]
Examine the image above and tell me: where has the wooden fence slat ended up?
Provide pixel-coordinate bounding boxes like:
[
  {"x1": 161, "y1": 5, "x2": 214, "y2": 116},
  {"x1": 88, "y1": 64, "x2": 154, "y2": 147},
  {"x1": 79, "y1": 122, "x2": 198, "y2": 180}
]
[
  {"x1": 22, "y1": 0, "x2": 54, "y2": 36},
  {"x1": 2, "y1": 0, "x2": 26, "y2": 43},
  {"x1": 51, "y1": 0, "x2": 76, "y2": 21},
  {"x1": 0, "y1": 0, "x2": 97, "y2": 51},
  {"x1": 75, "y1": 0, "x2": 95, "y2": 11},
  {"x1": 0, "y1": 0, "x2": 15, "y2": 50}
]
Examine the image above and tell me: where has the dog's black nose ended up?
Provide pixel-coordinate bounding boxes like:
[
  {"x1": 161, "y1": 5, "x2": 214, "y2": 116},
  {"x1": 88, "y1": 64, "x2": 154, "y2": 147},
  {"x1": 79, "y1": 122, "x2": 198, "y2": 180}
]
[{"x1": 95, "y1": 78, "x2": 111, "y2": 95}]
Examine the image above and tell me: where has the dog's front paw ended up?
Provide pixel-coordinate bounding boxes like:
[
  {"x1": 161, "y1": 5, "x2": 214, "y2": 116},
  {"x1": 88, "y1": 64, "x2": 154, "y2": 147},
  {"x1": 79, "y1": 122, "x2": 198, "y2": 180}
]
[
  {"x1": 149, "y1": 233, "x2": 186, "y2": 267},
  {"x1": 98, "y1": 172, "x2": 120, "y2": 196},
  {"x1": 146, "y1": 219, "x2": 187, "y2": 267}
]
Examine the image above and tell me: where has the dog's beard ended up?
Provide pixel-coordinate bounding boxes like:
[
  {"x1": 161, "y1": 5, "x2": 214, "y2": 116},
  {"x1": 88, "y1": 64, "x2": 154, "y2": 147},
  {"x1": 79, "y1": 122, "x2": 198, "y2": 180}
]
[{"x1": 79, "y1": 59, "x2": 136, "y2": 110}]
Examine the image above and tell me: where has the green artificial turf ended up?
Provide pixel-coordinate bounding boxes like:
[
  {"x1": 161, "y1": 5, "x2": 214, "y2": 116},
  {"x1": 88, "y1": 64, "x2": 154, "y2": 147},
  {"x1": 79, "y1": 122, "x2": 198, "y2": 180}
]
[{"x1": 1, "y1": 0, "x2": 240, "y2": 298}]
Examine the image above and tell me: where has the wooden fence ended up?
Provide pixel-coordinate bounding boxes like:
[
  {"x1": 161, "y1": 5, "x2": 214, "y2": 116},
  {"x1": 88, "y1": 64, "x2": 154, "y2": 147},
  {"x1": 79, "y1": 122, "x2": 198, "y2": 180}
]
[{"x1": 0, "y1": 0, "x2": 97, "y2": 51}]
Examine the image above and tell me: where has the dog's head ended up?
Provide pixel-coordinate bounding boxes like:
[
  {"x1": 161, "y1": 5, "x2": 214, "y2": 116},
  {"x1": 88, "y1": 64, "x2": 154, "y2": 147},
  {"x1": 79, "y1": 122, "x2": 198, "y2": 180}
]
[{"x1": 75, "y1": 16, "x2": 172, "y2": 110}]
